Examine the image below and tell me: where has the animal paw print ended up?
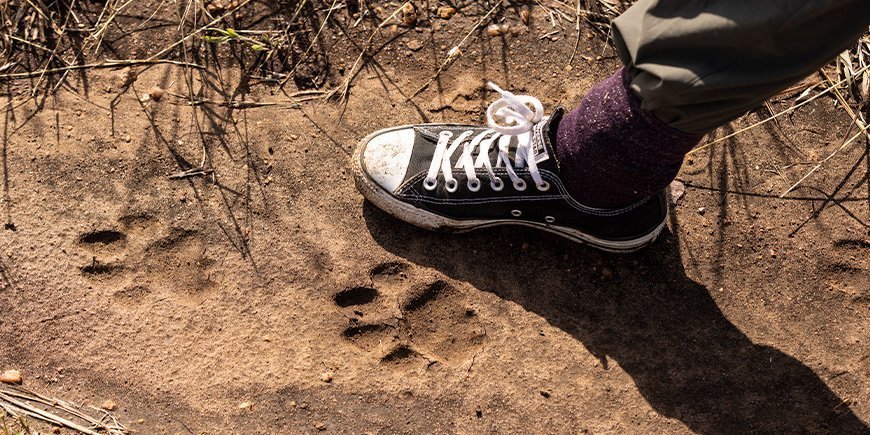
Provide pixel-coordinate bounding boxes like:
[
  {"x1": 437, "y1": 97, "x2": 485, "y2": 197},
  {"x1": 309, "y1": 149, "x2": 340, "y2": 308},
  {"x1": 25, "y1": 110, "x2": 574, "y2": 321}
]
[
  {"x1": 78, "y1": 230, "x2": 128, "y2": 283},
  {"x1": 825, "y1": 239, "x2": 868, "y2": 303},
  {"x1": 335, "y1": 262, "x2": 486, "y2": 369},
  {"x1": 76, "y1": 214, "x2": 216, "y2": 306}
]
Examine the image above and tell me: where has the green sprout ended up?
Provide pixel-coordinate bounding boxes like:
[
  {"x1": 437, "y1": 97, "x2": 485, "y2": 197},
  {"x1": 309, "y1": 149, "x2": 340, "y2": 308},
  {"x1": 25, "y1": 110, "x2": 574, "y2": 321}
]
[{"x1": 202, "y1": 28, "x2": 267, "y2": 51}]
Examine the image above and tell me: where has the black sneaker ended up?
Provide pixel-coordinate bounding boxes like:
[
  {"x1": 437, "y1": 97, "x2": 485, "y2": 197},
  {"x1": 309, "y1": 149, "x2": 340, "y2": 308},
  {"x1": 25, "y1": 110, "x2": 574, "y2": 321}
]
[{"x1": 352, "y1": 83, "x2": 667, "y2": 253}]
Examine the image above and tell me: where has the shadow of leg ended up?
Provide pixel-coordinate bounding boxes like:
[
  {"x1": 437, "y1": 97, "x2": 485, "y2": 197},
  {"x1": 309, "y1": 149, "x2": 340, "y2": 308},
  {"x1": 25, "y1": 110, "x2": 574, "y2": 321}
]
[{"x1": 363, "y1": 202, "x2": 868, "y2": 433}]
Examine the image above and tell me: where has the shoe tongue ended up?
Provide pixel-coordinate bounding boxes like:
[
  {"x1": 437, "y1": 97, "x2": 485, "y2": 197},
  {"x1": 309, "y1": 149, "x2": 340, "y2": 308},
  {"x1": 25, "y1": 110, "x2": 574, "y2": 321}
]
[{"x1": 528, "y1": 107, "x2": 564, "y2": 173}]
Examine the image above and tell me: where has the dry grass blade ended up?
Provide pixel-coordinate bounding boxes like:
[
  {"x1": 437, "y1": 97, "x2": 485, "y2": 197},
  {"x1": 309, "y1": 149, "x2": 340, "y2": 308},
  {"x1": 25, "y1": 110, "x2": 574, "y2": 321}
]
[
  {"x1": 779, "y1": 43, "x2": 870, "y2": 197},
  {"x1": 687, "y1": 63, "x2": 870, "y2": 156},
  {"x1": 410, "y1": 0, "x2": 504, "y2": 99},
  {"x1": 328, "y1": 1, "x2": 410, "y2": 102},
  {"x1": 0, "y1": 385, "x2": 127, "y2": 434},
  {"x1": 0, "y1": 59, "x2": 205, "y2": 79},
  {"x1": 0, "y1": 386, "x2": 127, "y2": 435}
]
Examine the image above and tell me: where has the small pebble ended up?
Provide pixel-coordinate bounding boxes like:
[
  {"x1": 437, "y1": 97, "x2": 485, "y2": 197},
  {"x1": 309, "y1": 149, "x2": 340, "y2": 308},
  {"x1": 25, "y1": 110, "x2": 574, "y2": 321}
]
[
  {"x1": 0, "y1": 369, "x2": 22, "y2": 384},
  {"x1": 601, "y1": 267, "x2": 613, "y2": 279},
  {"x1": 406, "y1": 39, "x2": 424, "y2": 51},
  {"x1": 519, "y1": 6, "x2": 530, "y2": 24},
  {"x1": 485, "y1": 24, "x2": 503, "y2": 37},
  {"x1": 148, "y1": 86, "x2": 165, "y2": 101},
  {"x1": 697, "y1": 207, "x2": 706, "y2": 215},
  {"x1": 239, "y1": 401, "x2": 253, "y2": 410},
  {"x1": 401, "y1": 3, "x2": 417, "y2": 26},
  {"x1": 669, "y1": 180, "x2": 686, "y2": 205},
  {"x1": 321, "y1": 372, "x2": 334, "y2": 383},
  {"x1": 315, "y1": 422, "x2": 327, "y2": 431},
  {"x1": 100, "y1": 400, "x2": 117, "y2": 411},
  {"x1": 437, "y1": 6, "x2": 456, "y2": 19}
]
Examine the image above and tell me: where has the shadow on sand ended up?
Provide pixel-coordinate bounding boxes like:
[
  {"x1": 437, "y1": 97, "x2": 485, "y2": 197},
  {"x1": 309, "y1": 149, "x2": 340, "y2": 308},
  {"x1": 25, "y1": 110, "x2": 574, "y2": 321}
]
[{"x1": 363, "y1": 202, "x2": 867, "y2": 433}]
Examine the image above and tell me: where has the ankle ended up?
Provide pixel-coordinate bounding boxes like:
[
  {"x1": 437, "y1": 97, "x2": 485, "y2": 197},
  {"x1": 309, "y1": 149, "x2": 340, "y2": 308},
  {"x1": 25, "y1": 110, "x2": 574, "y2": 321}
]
[{"x1": 555, "y1": 68, "x2": 702, "y2": 209}]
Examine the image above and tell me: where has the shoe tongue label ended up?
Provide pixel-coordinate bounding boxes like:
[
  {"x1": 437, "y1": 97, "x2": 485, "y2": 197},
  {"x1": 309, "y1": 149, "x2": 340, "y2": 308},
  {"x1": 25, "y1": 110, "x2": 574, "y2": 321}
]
[{"x1": 531, "y1": 120, "x2": 550, "y2": 164}]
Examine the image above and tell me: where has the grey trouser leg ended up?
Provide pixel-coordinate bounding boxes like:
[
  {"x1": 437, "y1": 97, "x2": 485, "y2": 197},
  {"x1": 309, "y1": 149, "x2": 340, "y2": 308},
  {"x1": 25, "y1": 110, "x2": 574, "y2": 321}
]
[{"x1": 613, "y1": 0, "x2": 870, "y2": 134}]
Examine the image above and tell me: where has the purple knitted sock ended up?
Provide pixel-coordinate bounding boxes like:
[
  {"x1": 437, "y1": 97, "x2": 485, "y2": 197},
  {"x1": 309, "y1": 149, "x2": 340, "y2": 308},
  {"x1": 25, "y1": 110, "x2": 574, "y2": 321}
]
[{"x1": 555, "y1": 68, "x2": 703, "y2": 209}]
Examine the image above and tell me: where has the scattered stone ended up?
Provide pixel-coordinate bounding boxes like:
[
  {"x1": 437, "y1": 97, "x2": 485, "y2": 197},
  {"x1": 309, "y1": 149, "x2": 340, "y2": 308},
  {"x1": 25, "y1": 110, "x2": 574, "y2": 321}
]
[
  {"x1": 315, "y1": 422, "x2": 327, "y2": 431},
  {"x1": 137, "y1": 419, "x2": 145, "y2": 424},
  {"x1": 669, "y1": 180, "x2": 686, "y2": 205},
  {"x1": 239, "y1": 401, "x2": 253, "y2": 410},
  {"x1": 148, "y1": 86, "x2": 165, "y2": 101},
  {"x1": 437, "y1": 6, "x2": 456, "y2": 19},
  {"x1": 406, "y1": 39, "x2": 424, "y2": 51},
  {"x1": 122, "y1": 134, "x2": 132, "y2": 143},
  {"x1": 600, "y1": 267, "x2": 613, "y2": 279},
  {"x1": 511, "y1": 25, "x2": 524, "y2": 37},
  {"x1": 401, "y1": 3, "x2": 417, "y2": 26},
  {"x1": 100, "y1": 400, "x2": 117, "y2": 411},
  {"x1": 521, "y1": 242, "x2": 529, "y2": 251},
  {"x1": 320, "y1": 371, "x2": 334, "y2": 383},
  {"x1": 0, "y1": 369, "x2": 22, "y2": 384},
  {"x1": 539, "y1": 390, "x2": 551, "y2": 398},
  {"x1": 697, "y1": 207, "x2": 706, "y2": 215},
  {"x1": 519, "y1": 6, "x2": 530, "y2": 24},
  {"x1": 485, "y1": 24, "x2": 503, "y2": 37}
]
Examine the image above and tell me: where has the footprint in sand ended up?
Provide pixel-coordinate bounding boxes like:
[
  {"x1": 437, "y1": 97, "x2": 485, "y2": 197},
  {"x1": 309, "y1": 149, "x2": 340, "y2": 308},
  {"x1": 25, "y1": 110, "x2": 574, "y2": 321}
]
[
  {"x1": 76, "y1": 214, "x2": 217, "y2": 306},
  {"x1": 334, "y1": 262, "x2": 487, "y2": 370}
]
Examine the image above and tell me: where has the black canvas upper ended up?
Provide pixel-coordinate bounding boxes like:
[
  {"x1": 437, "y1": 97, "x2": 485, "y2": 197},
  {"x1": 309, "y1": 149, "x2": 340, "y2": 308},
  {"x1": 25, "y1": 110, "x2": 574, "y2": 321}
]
[{"x1": 364, "y1": 109, "x2": 668, "y2": 242}]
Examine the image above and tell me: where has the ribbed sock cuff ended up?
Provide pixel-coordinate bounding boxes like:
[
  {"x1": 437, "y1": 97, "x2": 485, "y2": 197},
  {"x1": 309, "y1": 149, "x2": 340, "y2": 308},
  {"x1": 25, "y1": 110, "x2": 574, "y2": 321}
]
[{"x1": 555, "y1": 68, "x2": 703, "y2": 209}]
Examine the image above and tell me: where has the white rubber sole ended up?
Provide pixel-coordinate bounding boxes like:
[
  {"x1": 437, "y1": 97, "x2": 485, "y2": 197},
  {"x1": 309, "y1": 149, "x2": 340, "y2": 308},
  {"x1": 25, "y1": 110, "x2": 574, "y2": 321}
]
[{"x1": 352, "y1": 125, "x2": 667, "y2": 253}]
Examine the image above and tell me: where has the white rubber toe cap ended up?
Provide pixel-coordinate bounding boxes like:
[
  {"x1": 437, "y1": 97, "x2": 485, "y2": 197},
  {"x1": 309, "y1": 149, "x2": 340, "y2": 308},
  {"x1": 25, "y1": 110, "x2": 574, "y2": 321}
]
[{"x1": 361, "y1": 127, "x2": 416, "y2": 193}]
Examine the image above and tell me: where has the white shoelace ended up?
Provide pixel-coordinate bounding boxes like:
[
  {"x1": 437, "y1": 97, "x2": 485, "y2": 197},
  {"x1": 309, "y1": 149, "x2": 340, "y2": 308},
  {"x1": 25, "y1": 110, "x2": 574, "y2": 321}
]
[{"x1": 423, "y1": 82, "x2": 550, "y2": 193}]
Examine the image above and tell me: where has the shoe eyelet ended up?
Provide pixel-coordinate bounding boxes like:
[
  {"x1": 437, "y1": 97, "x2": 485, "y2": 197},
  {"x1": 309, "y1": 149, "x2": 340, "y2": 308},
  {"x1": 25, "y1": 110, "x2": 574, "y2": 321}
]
[
  {"x1": 439, "y1": 131, "x2": 453, "y2": 139},
  {"x1": 490, "y1": 178, "x2": 504, "y2": 191},
  {"x1": 467, "y1": 179, "x2": 481, "y2": 192},
  {"x1": 445, "y1": 178, "x2": 459, "y2": 192},
  {"x1": 511, "y1": 210, "x2": 522, "y2": 217},
  {"x1": 423, "y1": 177, "x2": 438, "y2": 191},
  {"x1": 544, "y1": 216, "x2": 555, "y2": 223},
  {"x1": 513, "y1": 179, "x2": 527, "y2": 191},
  {"x1": 537, "y1": 181, "x2": 550, "y2": 191}
]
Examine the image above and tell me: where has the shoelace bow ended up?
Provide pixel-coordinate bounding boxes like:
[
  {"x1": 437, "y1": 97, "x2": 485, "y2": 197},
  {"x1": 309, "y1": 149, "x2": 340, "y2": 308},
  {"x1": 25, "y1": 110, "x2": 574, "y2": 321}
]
[{"x1": 423, "y1": 82, "x2": 550, "y2": 193}]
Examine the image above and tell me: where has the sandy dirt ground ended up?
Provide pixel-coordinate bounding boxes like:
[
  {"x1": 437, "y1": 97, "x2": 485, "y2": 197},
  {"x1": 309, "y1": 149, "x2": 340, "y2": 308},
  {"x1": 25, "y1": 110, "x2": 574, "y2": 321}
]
[{"x1": 0, "y1": 1, "x2": 868, "y2": 433}]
